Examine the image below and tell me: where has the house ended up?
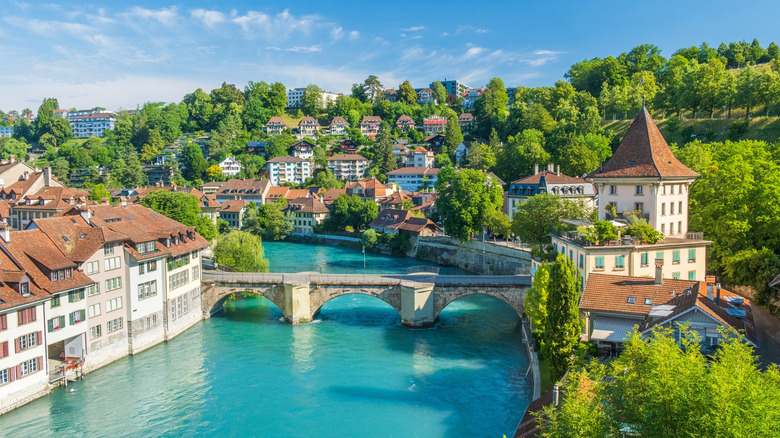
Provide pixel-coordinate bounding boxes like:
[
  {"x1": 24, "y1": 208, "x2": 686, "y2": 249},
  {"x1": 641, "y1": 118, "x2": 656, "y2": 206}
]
[
  {"x1": 69, "y1": 112, "x2": 116, "y2": 138},
  {"x1": 218, "y1": 199, "x2": 249, "y2": 229},
  {"x1": 298, "y1": 117, "x2": 320, "y2": 139},
  {"x1": 382, "y1": 89, "x2": 398, "y2": 102},
  {"x1": 422, "y1": 114, "x2": 447, "y2": 135},
  {"x1": 265, "y1": 117, "x2": 287, "y2": 136},
  {"x1": 377, "y1": 191, "x2": 412, "y2": 211},
  {"x1": 407, "y1": 147, "x2": 434, "y2": 168},
  {"x1": 369, "y1": 208, "x2": 440, "y2": 237},
  {"x1": 199, "y1": 194, "x2": 220, "y2": 225},
  {"x1": 218, "y1": 156, "x2": 242, "y2": 177},
  {"x1": 360, "y1": 116, "x2": 382, "y2": 137},
  {"x1": 506, "y1": 164, "x2": 597, "y2": 219},
  {"x1": 210, "y1": 178, "x2": 271, "y2": 204},
  {"x1": 285, "y1": 197, "x2": 329, "y2": 235},
  {"x1": 458, "y1": 113, "x2": 474, "y2": 132},
  {"x1": 328, "y1": 117, "x2": 349, "y2": 135},
  {"x1": 321, "y1": 188, "x2": 347, "y2": 207},
  {"x1": 396, "y1": 115, "x2": 415, "y2": 132},
  {"x1": 580, "y1": 272, "x2": 757, "y2": 353},
  {"x1": 423, "y1": 134, "x2": 446, "y2": 154},
  {"x1": 550, "y1": 107, "x2": 710, "y2": 286},
  {"x1": 417, "y1": 88, "x2": 436, "y2": 105},
  {"x1": 345, "y1": 177, "x2": 396, "y2": 202},
  {"x1": 327, "y1": 154, "x2": 369, "y2": 180},
  {"x1": 339, "y1": 139, "x2": 359, "y2": 153},
  {"x1": 10, "y1": 185, "x2": 90, "y2": 230},
  {"x1": 462, "y1": 88, "x2": 483, "y2": 109},
  {"x1": 247, "y1": 141, "x2": 269, "y2": 156},
  {"x1": 0, "y1": 126, "x2": 13, "y2": 138},
  {"x1": 387, "y1": 167, "x2": 439, "y2": 192},
  {"x1": 266, "y1": 156, "x2": 312, "y2": 186},
  {"x1": 289, "y1": 140, "x2": 315, "y2": 160}
]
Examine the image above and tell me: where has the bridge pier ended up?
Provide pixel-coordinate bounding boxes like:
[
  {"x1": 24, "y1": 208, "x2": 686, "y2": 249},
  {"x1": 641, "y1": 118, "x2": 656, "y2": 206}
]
[
  {"x1": 400, "y1": 282, "x2": 435, "y2": 328},
  {"x1": 284, "y1": 282, "x2": 312, "y2": 324}
]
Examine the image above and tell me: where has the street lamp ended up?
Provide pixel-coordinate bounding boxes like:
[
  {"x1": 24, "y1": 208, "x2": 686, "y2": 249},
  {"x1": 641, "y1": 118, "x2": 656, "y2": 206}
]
[{"x1": 362, "y1": 244, "x2": 366, "y2": 271}]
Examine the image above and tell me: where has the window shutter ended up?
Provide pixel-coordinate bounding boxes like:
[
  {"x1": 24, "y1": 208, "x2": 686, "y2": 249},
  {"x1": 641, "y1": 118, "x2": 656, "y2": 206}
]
[
  {"x1": 1, "y1": 341, "x2": 7, "y2": 358},
  {"x1": 60, "y1": 315, "x2": 65, "y2": 328},
  {"x1": 9, "y1": 366, "x2": 15, "y2": 382},
  {"x1": 17, "y1": 309, "x2": 25, "y2": 325},
  {"x1": 37, "y1": 331, "x2": 42, "y2": 345},
  {"x1": 15, "y1": 337, "x2": 21, "y2": 353},
  {"x1": 80, "y1": 289, "x2": 85, "y2": 300},
  {"x1": 48, "y1": 319, "x2": 54, "y2": 332},
  {"x1": 37, "y1": 356, "x2": 42, "y2": 371},
  {"x1": 16, "y1": 365, "x2": 21, "y2": 378},
  {"x1": 69, "y1": 313, "x2": 75, "y2": 325},
  {"x1": 0, "y1": 314, "x2": 6, "y2": 330},
  {"x1": 30, "y1": 307, "x2": 36, "y2": 322},
  {"x1": 80, "y1": 310, "x2": 86, "y2": 321}
]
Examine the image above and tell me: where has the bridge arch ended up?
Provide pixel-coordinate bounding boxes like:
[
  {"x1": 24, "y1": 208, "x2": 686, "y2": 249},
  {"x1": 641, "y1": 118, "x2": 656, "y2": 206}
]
[
  {"x1": 202, "y1": 283, "x2": 286, "y2": 317},
  {"x1": 308, "y1": 284, "x2": 402, "y2": 318},
  {"x1": 433, "y1": 289, "x2": 524, "y2": 322}
]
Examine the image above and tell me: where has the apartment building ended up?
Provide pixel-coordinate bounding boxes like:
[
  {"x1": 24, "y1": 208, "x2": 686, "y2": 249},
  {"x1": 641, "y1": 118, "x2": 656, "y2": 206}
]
[
  {"x1": 267, "y1": 157, "x2": 311, "y2": 186},
  {"x1": 327, "y1": 154, "x2": 369, "y2": 180}
]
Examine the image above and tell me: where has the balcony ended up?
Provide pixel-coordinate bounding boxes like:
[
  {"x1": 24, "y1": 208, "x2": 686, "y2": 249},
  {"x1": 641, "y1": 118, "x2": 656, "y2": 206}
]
[{"x1": 605, "y1": 211, "x2": 650, "y2": 222}]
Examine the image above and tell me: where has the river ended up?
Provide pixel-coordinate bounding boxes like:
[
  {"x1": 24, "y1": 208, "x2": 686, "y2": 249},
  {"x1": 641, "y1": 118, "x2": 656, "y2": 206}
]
[{"x1": 0, "y1": 242, "x2": 530, "y2": 437}]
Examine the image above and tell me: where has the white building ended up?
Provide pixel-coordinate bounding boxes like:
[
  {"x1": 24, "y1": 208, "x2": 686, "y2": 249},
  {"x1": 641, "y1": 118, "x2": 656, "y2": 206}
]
[
  {"x1": 267, "y1": 156, "x2": 312, "y2": 186},
  {"x1": 387, "y1": 167, "x2": 439, "y2": 192},
  {"x1": 69, "y1": 112, "x2": 116, "y2": 138},
  {"x1": 0, "y1": 126, "x2": 13, "y2": 138},
  {"x1": 287, "y1": 88, "x2": 341, "y2": 108},
  {"x1": 407, "y1": 147, "x2": 434, "y2": 168},
  {"x1": 218, "y1": 157, "x2": 242, "y2": 177},
  {"x1": 327, "y1": 154, "x2": 369, "y2": 180},
  {"x1": 506, "y1": 164, "x2": 598, "y2": 219}
]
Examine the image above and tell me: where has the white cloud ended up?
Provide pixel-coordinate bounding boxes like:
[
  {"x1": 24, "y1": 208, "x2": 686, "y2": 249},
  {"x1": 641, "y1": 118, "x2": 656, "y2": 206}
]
[
  {"x1": 126, "y1": 6, "x2": 179, "y2": 27},
  {"x1": 331, "y1": 26, "x2": 344, "y2": 40},
  {"x1": 287, "y1": 45, "x2": 322, "y2": 53},
  {"x1": 533, "y1": 49, "x2": 563, "y2": 56},
  {"x1": 401, "y1": 26, "x2": 424, "y2": 31},
  {"x1": 191, "y1": 9, "x2": 226, "y2": 28},
  {"x1": 457, "y1": 25, "x2": 489, "y2": 34},
  {"x1": 462, "y1": 46, "x2": 486, "y2": 60},
  {"x1": 232, "y1": 9, "x2": 316, "y2": 41},
  {"x1": 349, "y1": 30, "x2": 360, "y2": 40}
]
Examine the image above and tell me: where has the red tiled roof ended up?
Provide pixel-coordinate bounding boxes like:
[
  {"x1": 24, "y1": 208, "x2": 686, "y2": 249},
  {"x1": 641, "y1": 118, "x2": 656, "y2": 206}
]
[
  {"x1": 588, "y1": 108, "x2": 699, "y2": 179},
  {"x1": 361, "y1": 116, "x2": 381, "y2": 123},
  {"x1": 511, "y1": 170, "x2": 591, "y2": 185},
  {"x1": 387, "y1": 167, "x2": 440, "y2": 176},
  {"x1": 265, "y1": 116, "x2": 286, "y2": 126},
  {"x1": 327, "y1": 154, "x2": 368, "y2": 162},
  {"x1": 580, "y1": 273, "x2": 698, "y2": 316},
  {"x1": 267, "y1": 156, "x2": 306, "y2": 163},
  {"x1": 329, "y1": 117, "x2": 348, "y2": 127},
  {"x1": 219, "y1": 199, "x2": 249, "y2": 213},
  {"x1": 286, "y1": 197, "x2": 329, "y2": 214}
]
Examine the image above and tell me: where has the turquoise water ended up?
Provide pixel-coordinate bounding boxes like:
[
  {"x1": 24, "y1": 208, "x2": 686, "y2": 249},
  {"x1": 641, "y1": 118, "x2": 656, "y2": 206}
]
[
  {"x1": 0, "y1": 295, "x2": 529, "y2": 437},
  {"x1": 262, "y1": 241, "x2": 470, "y2": 275}
]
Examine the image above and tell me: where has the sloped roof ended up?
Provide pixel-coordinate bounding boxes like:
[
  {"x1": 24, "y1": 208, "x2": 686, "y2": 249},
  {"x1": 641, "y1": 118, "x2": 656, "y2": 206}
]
[
  {"x1": 580, "y1": 273, "x2": 698, "y2": 316},
  {"x1": 265, "y1": 116, "x2": 286, "y2": 126},
  {"x1": 361, "y1": 116, "x2": 381, "y2": 123},
  {"x1": 588, "y1": 107, "x2": 699, "y2": 179},
  {"x1": 329, "y1": 116, "x2": 348, "y2": 127},
  {"x1": 286, "y1": 197, "x2": 329, "y2": 214},
  {"x1": 387, "y1": 167, "x2": 440, "y2": 176},
  {"x1": 268, "y1": 156, "x2": 306, "y2": 163},
  {"x1": 511, "y1": 170, "x2": 592, "y2": 186},
  {"x1": 327, "y1": 154, "x2": 368, "y2": 162},
  {"x1": 219, "y1": 199, "x2": 249, "y2": 213}
]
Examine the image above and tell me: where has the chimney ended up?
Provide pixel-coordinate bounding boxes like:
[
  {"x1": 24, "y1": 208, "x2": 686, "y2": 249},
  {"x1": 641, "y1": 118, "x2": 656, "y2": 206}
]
[
  {"x1": 716, "y1": 283, "x2": 721, "y2": 305},
  {"x1": 534, "y1": 163, "x2": 539, "y2": 175},
  {"x1": 101, "y1": 197, "x2": 109, "y2": 204},
  {"x1": 80, "y1": 205, "x2": 91, "y2": 224},
  {"x1": 654, "y1": 259, "x2": 664, "y2": 285},
  {"x1": 23, "y1": 171, "x2": 29, "y2": 181},
  {"x1": 556, "y1": 164, "x2": 560, "y2": 175},
  {"x1": 44, "y1": 166, "x2": 52, "y2": 187},
  {"x1": 9, "y1": 155, "x2": 15, "y2": 163},
  {"x1": 707, "y1": 284, "x2": 714, "y2": 301},
  {"x1": 0, "y1": 221, "x2": 11, "y2": 243},
  {"x1": 121, "y1": 201, "x2": 127, "y2": 208}
]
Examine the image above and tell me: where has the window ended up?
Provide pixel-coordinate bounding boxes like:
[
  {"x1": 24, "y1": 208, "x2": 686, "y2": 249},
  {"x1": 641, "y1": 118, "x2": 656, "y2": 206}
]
[
  {"x1": 673, "y1": 272, "x2": 681, "y2": 279},
  {"x1": 670, "y1": 222, "x2": 675, "y2": 235},
  {"x1": 673, "y1": 250, "x2": 681, "y2": 264},
  {"x1": 678, "y1": 201, "x2": 683, "y2": 214},
  {"x1": 610, "y1": 185, "x2": 617, "y2": 195},
  {"x1": 689, "y1": 249, "x2": 697, "y2": 262},
  {"x1": 85, "y1": 261, "x2": 99, "y2": 275},
  {"x1": 168, "y1": 270, "x2": 189, "y2": 290},
  {"x1": 68, "y1": 289, "x2": 85, "y2": 303},
  {"x1": 662, "y1": 185, "x2": 666, "y2": 195},
  {"x1": 87, "y1": 283, "x2": 100, "y2": 297},
  {"x1": 104, "y1": 243, "x2": 114, "y2": 255},
  {"x1": 170, "y1": 299, "x2": 177, "y2": 322},
  {"x1": 19, "y1": 357, "x2": 40, "y2": 376},
  {"x1": 670, "y1": 203, "x2": 675, "y2": 215},
  {"x1": 670, "y1": 185, "x2": 675, "y2": 195},
  {"x1": 137, "y1": 280, "x2": 157, "y2": 300},
  {"x1": 88, "y1": 303, "x2": 101, "y2": 318},
  {"x1": 578, "y1": 254, "x2": 583, "y2": 269},
  {"x1": 17, "y1": 332, "x2": 39, "y2": 350},
  {"x1": 595, "y1": 256, "x2": 605, "y2": 270},
  {"x1": 20, "y1": 282, "x2": 29, "y2": 296},
  {"x1": 627, "y1": 297, "x2": 635, "y2": 304},
  {"x1": 106, "y1": 297, "x2": 123, "y2": 312},
  {"x1": 657, "y1": 251, "x2": 664, "y2": 261},
  {"x1": 139, "y1": 263, "x2": 145, "y2": 275},
  {"x1": 661, "y1": 203, "x2": 666, "y2": 215},
  {"x1": 104, "y1": 256, "x2": 121, "y2": 271},
  {"x1": 147, "y1": 261, "x2": 157, "y2": 272},
  {"x1": 0, "y1": 314, "x2": 6, "y2": 331},
  {"x1": 0, "y1": 368, "x2": 8, "y2": 384},
  {"x1": 615, "y1": 255, "x2": 625, "y2": 269},
  {"x1": 17, "y1": 307, "x2": 36, "y2": 325},
  {"x1": 107, "y1": 317, "x2": 123, "y2": 333},
  {"x1": 90, "y1": 325, "x2": 102, "y2": 339},
  {"x1": 634, "y1": 202, "x2": 644, "y2": 212},
  {"x1": 105, "y1": 277, "x2": 122, "y2": 291},
  {"x1": 635, "y1": 185, "x2": 643, "y2": 195},
  {"x1": 47, "y1": 316, "x2": 65, "y2": 332},
  {"x1": 641, "y1": 252, "x2": 649, "y2": 267},
  {"x1": 69, "y1": 310, "x2": 86, "y2": 325},
  {"x1": 688, "y1": 271, "x2": 696, "y2": 281},
  {"x1": 645, "y1": 298, "x2": 653, "y2": 305},
  {"x1": 661, "y1": 224, "x2": 665, "y2": 234},
  {"x1": 678, "y1": 221, "x2": 682, "y2": 234},
  {"x1": 192, "y1": 265, "x2": 200, "y2": 281},
  {"x1": 51, "y1": 295, "x2": 61, "y2": 308}
]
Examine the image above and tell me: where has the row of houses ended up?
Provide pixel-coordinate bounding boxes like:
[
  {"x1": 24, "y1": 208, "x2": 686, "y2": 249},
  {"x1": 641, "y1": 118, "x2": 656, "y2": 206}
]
[
  {"x1": 0, "y1": 203, "x2": 208, "y2": 414},
  {"x1": 263, "y1": 114, "x2": 474, "y2": 139}
]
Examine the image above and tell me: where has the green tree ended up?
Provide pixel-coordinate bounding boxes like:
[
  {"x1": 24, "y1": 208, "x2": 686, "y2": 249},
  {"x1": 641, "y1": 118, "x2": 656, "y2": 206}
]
[
  {"x1": 301, "y1": 84, "x2": 324, "y2": 116},
  {"x1": 524, "y1": 263, "x2": 550, "y2": 353},
  {"x1": 88, "y1": 183, "x2": 111, "y2": 202},
  {"x1": 259, "y1": 201, "x2": 294, "y2": 240},
  {"x1": 139, "y1": 190, "x2": 217, "y2": 241},
  {"x1": 495, "y1": 129, "x2": 549, "y2": 183},
  {"x1": 511, "y1": 194, "x2": 591, "y2": 245},
  {"x1": 543, "y1": 254, "x2": 582, "y2": 381},
  {"x1": 327, "y1": 194, "x2": 377, "y2": 231},
  {"x1": 465, "y1": 141, "x2": 496, "y2": 170},
  {"x1": 181, "y1": 142, "x2": 209, "y2": 181},
  {"x1": 432, "y1": 81, "x2": 448, "y2": 105},
  {"x1": 436, "y1": 169, "x2": 504, "y2": 241},
  {"x1": 0, "y1": 138, "x2": 29, "y2": 161},
  {"x1": 371, "y1": 121, "x2": 396, "y2": 176},
  {"x1": 485, "y1": 210, "x2": 511, "y2": 241},
  {"x1": 213, "y1": 230, "x2": 269, "y2": 272},
  {"x1": 362, "y1": 75, "x2": 384, "y2": 103},
  {"x1": 443, "y1": 114, "x2": 463, "y2": 156},
  {"x1": 361, "y1": 229, "x2": 378, "y2": 249},
  {"x1": 398, "y1": 81, "x2": 417, "y2": 105},
  {"x1": 474, "y1": 77, "x2": 509, "y2": 138}
]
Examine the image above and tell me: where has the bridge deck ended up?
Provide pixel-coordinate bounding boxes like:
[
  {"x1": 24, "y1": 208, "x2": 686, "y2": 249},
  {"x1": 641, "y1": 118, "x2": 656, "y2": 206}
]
[{"x1": 202, "y1": 271, "x2": 532, "y2": 287}]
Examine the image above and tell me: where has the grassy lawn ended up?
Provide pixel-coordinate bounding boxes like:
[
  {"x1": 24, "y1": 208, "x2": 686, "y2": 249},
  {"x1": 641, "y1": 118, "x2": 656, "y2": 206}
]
[{"x1": 603, "y1": 115, "x2": 780, "y2": 144}]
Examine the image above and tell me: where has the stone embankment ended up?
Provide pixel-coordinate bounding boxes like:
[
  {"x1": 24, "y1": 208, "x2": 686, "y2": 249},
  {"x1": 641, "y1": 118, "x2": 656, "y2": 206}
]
[{"x1": 413, "y1": 236, "x2": 531, "y2": 275}]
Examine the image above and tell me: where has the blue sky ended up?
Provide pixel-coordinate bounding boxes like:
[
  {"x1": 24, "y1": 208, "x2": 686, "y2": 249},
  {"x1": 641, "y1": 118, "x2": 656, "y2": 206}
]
[{"x1": 1, "y1": 0, "x2": 778, "y2": 112}]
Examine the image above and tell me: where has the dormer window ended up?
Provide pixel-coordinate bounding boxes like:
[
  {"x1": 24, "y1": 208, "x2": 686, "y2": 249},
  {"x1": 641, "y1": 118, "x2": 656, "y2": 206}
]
[
  {"x1": 20, "y1": 282, "x2": 29, "y2": 296},
  {"x1": 645, "y1": 298, "x2": 653, "y2": 305},
  {"x1": 627, "y1": 297, "x2": 635, "y2": 304}
]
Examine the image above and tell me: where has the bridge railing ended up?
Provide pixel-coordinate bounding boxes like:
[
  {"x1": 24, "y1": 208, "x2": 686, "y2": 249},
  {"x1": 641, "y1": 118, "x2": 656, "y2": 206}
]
[{"x1": 202, "y1": 270, "x2": 531, "y2": 287}]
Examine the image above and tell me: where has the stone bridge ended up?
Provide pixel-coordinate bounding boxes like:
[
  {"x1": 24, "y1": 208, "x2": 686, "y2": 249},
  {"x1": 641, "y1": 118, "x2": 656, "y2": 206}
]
[{"x1": 201, "y1": 271, "x2": 532, "y2": 328}]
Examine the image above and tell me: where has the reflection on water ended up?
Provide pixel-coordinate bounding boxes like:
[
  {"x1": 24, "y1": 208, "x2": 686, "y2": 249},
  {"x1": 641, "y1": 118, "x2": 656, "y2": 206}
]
[{"x1": 0, "y1": 294, "x2": 529, "y2": 438}]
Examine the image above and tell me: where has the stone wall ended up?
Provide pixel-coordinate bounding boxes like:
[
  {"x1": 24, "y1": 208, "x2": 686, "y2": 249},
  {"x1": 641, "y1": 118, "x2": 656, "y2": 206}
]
[{"x1": 413, "y1": 237, "x2": 531, "y2": 275}]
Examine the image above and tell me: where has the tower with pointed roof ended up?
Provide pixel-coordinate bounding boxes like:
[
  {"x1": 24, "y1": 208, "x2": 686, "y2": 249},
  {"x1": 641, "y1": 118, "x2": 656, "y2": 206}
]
[
  {"x1": 589, "y1": 106, "x2": 699, "y2": 237},
  {"x1": 549, "y1": 108, "x2": 710, "y2": 286}
]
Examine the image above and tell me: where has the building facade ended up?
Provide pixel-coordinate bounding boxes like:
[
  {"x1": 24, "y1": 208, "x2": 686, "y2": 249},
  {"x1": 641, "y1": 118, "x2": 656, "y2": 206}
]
[
  {"x1": 267, "y1": 157, "x2": 311, "y2": 186},
  {"x1": 327, "y1": 154, "x2": 369, "y2": 180}
]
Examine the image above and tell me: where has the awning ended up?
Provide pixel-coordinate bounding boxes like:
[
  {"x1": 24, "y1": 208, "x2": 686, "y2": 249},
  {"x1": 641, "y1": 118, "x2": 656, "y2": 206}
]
[{"x1": 590, "y1": 317, "x2": 641, "y2": 343}]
